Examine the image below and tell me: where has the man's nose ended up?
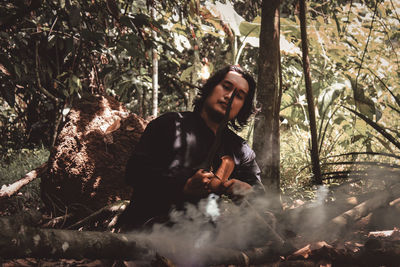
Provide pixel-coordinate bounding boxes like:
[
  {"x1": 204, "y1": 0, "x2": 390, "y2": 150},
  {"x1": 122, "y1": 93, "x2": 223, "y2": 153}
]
[
  {"x1": 225, "y1": 89, "x2": 235, "y2": 99},
  {"x1": 224, "y1": 88, "x2": 237, "y2": 100}
]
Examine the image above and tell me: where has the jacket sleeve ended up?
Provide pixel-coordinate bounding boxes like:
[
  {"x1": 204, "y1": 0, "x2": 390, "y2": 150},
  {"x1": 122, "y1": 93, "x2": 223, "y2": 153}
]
[{"x1": 233, "y1": 143, "x2": 265, "y2": 193}]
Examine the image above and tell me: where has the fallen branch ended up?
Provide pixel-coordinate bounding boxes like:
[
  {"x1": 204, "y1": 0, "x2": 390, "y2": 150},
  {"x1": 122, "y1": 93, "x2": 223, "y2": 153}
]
[
  {"x1": 368, "y1": 230, "x2": 398, "y2": 238},
  {"x1": 42, "y1": 213, "x2": 75, "y2": 229},
  {"x1": 313, "y1": 183, "x2": 400, "y2": 241},
  {"x1": 0, "y1": 215, "x2": 153, "y2": 260},
  {"x1": 66, "y1": 200, "x2": 129, "y2": 230},
  {"x1": 0, "y1": 162, "x2": 48, "y2": 199}
]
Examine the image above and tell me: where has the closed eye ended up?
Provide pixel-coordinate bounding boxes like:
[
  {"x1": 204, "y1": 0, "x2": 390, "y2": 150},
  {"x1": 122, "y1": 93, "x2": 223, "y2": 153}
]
[
  {"x1": 236, "y1": 91, "x2": 246, "y2": 100},
  {"x1": 238, "y1": 95, "x2": 244, "y2": 100}
]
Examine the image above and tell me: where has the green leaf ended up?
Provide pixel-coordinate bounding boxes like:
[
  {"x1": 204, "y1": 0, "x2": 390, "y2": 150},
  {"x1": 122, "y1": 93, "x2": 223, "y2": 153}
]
[
  {"x1": 333, "y1": 116, "x2": 346, "y2": 126},
  {"x1": 68, "y1": 75, "x2": 82, "y2": 95},
  {"x1": 344, "y1": 106, "x2": 400, "y2": 150},
  {"x1": 355, "y1": 119, "x2": 367, "y2": 135},
  {"x1": 208, "y1": 1, "x2": 244, "y2": 36},
  {"x1": 180, "y1": 65, "x2": 196, "y2": 82},
  {"x1": 239, "y1": 18, "x2": 260, "y2": 38},
  {"x1": 132, "y1": 13, "x2": 151, "y2": 28},
  {"x1": 351, "y1": 134, "x2": 364, "y2": 143},
  {"x1": 281, "y1": 18, "x2": 300, "y2": 38},
  {"x1": 119, "y1": 39, "x2": 140, "y2": 58},
  {"x1": 318, "y1": 81, "x2": 347, "y2": 114}
]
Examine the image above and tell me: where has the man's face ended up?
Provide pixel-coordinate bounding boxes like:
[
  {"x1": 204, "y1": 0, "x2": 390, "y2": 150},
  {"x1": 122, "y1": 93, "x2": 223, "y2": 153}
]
[{"x1": 203, "y1": 71, "x2": 249, "y2": 122}]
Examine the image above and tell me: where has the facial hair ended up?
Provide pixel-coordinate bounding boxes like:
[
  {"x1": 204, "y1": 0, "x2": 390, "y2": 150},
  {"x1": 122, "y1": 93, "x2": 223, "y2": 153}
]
[{"x1": 204, "y1": 104, "x2": 224, "y2": 124}]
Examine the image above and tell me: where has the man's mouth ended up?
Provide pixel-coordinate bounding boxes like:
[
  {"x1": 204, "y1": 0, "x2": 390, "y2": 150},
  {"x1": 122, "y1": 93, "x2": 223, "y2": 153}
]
[{"x1": 218, "y1": 101, "x2": 228, "y2": 108}]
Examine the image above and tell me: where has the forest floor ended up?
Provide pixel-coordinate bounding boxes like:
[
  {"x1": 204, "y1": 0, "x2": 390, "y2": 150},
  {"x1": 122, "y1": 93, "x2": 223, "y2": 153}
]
[{"x1": 1, "y1": 177, "x2": 400, "y2": 266}]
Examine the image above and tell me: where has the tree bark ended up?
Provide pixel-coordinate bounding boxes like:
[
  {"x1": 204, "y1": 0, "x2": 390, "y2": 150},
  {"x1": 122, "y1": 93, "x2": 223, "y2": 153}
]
[
  {"x1": 151, "y1": 5, "x2": 159, "y2": 117},
  {"x1": 253, "y1": 0, "x2": 281, "y2": 194},
  {"x1": 0, "y1": 162, "x2": 47, "y2": 199},
  {"x1": 0, "y1": 215, "x2": 152, "y2": 260},
  {"x1": 299, "y1": 0, "x2": 322, "y2": 184}
]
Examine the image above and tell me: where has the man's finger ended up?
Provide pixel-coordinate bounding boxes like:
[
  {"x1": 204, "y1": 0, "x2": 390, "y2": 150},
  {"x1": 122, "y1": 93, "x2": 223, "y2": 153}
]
[
  {"x1": 202, "y1": 177, "x2": 211, "y2": 184},
  {"x1": 223, "y1": 179, "x2": 234, "y2": 188},
  {"x1": 202, "y1": 172, "x2": 215, "y2": 179}
]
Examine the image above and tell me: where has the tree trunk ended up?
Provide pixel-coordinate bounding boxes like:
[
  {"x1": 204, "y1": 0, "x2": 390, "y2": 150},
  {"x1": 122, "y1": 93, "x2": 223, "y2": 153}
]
[
  {"x1": 253, "y1": 0, "x2": 281, "y2": 195},
  {"x1": 299, "y1": 0, "x2": 322, "y2": 184},
  {"x1": 188, "y1": 39, "x2": 201, "y2": 111},
  {"x1": 151, "y1": 5, "x2": 159, "y2": 117}
]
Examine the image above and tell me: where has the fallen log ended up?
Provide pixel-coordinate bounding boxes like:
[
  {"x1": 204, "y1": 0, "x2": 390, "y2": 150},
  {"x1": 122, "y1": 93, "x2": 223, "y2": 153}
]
[
  {"x1": 0, "y1": 214, "x2": 288, "y2": 265},
  {"x1": 313, "y1": 183, "x2": 400, "y2": 241},
  {"x1": 0, "y1": 162, "x2": 48, "y2": 199},
  {"x1": 3, "y1": 213, "x2": 400, "y2": 266},
  {"x1": 0, "y1": 215, "x2": 153, "y2": 260}
]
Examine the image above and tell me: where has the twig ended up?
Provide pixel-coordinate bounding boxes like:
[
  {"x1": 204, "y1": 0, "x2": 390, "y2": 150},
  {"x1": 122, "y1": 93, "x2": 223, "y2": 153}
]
[
  {"x1": 48, "y1": 16, "x2": 58, "y2": 37},
  {"x1": 42, "y1": 213, "x2": 74, "y2": 228},
  {"x1": 66, "y1": 200, "x2": 129, "y2": 230},
  {"x1": 322, "y1": 169, "x2": 400, "y2": 180},
  {"x1": 322, "y1": 161, "x2": 400, "y2": 169},
  {"x1": 390, "y1": 0, "x2": 400, "y2": 21},
  {"x1": 367, "y1": 68, "x2": 400, "y2": 107},
  {"x1": 321, "y1": 151, "x2": 400, "y2": 161}
]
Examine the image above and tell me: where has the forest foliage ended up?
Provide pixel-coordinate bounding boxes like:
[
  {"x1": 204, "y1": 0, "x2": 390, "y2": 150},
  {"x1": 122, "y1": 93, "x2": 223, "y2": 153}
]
[{"x1": 0, "y1": 0, "x2": 399, "y2": 196}]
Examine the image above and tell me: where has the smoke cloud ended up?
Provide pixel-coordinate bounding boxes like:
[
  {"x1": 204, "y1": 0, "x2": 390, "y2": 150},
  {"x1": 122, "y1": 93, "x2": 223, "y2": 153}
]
[
  {"x1": 129, "y1": 193, "x2": 277, "y2": 266},
  {"x1": 127, "y1": 167, "x2": 400, "y2": 265}
]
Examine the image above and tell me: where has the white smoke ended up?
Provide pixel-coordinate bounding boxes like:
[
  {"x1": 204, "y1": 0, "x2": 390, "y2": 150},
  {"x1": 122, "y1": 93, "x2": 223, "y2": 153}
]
[
  {"x1": 129, "y1": 193, "x2": 276, "y2": 266},
  {"x1": 127, "y1": 166, "x2": 400, "y2": 265},
  {"x1": 203, "y1": 193, "x2": 220, "y2": 222}
]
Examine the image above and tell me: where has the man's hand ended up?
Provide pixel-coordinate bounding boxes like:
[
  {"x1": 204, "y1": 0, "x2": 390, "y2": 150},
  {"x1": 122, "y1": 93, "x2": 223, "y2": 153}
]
[
  {"x1": 183, "y1": 169, "x2": 221, "y2": 198},
  {"x1": 223, "y1": 179, "x2": 252, "y2": 201}
]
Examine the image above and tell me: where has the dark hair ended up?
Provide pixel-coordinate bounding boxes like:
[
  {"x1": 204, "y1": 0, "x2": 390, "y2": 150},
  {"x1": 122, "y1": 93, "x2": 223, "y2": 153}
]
[{"x1": 193, "y1": 65, "x2": 256, "y2": 130}]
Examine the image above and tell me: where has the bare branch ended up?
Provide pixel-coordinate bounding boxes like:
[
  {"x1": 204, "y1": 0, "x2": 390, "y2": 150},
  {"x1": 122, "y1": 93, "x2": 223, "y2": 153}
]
[{"x1": 0, "y1": 162, "x2": 47, "y2": 199}]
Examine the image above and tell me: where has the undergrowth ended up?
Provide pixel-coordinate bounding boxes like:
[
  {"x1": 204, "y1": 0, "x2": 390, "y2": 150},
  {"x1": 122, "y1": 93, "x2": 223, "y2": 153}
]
[
  {"x1": 280, "y1": 124, "x2": 400, "y2": 207},
  {"x1": 0, "y1": 147, "x2": 49, "y2": 215}
]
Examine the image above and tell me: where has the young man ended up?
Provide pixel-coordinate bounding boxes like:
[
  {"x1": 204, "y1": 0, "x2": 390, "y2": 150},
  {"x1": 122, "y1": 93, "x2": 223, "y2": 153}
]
[{"x1": 120, "y1": 65, "x2": 263, "y2": 230}]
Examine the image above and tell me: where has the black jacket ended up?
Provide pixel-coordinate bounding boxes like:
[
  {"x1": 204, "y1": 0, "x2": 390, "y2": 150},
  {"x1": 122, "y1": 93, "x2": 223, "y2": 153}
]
[{"x1": 122, "y1": 111, "x2": 262, "y2": 228}]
